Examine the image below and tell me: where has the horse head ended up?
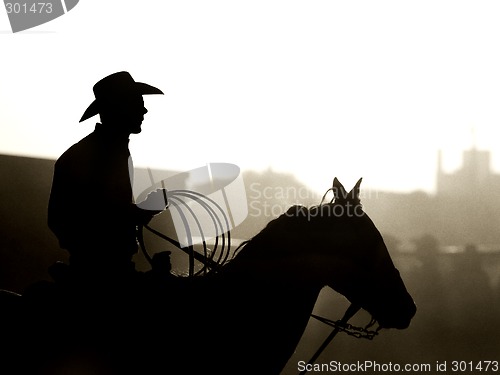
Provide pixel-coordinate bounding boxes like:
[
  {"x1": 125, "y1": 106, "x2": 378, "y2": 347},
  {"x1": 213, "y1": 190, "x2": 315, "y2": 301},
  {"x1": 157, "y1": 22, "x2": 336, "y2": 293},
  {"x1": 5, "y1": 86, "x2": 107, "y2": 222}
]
[
  {"x1": 308, "y1": 177, "x2": 416, "y2": 329},
  {"x1": 250, "y1": 177, "x2": 416, "y2": 330}
]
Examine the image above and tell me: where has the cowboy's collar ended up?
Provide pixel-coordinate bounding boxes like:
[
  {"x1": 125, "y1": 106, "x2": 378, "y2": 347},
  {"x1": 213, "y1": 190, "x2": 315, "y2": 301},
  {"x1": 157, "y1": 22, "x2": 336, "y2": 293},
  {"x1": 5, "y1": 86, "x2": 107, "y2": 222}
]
[{"x1": 93, "y1": 123, "x2": 130, "y2": 146}]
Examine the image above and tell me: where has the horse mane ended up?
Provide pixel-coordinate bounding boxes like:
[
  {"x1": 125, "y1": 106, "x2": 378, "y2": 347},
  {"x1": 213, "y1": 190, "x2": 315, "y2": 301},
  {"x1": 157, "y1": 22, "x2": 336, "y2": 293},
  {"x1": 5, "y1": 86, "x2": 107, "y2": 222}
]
[
  {"x1": 231, "y1": 204, "x2": 309, "y2": 259},
  {"x1": 230, "y1": 197, "x2": 366, "y2": 265}
]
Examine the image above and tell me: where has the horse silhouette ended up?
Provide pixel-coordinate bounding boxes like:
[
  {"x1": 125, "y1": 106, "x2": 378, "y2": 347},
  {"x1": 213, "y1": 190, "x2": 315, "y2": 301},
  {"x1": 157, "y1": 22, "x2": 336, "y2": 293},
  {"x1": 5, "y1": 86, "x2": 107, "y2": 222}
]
[{"x1": 1, "y1": 177, "x2": 416, "y2": 374}]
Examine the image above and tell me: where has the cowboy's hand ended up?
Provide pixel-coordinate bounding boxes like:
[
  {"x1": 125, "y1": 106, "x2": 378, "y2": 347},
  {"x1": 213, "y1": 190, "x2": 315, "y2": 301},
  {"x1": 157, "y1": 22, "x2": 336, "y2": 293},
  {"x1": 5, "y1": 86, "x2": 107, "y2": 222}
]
[{"x1": 137, "y1": 188, "x2": 169, "y2": 211}]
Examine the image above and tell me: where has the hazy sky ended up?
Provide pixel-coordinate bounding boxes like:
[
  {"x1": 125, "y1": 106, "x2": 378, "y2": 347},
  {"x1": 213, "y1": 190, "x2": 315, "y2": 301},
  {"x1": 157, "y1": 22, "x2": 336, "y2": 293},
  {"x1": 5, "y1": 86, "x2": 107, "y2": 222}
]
[{"x1": 2, "y1": 1, "x2": 500, "y2": 195}]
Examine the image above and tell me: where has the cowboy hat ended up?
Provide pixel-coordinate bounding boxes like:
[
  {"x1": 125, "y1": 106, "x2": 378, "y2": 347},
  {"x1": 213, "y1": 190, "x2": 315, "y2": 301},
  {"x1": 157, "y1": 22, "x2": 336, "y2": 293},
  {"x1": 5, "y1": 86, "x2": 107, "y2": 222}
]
[{"x1": 79, "y1": 71, "x2": 164, "y2": 122}]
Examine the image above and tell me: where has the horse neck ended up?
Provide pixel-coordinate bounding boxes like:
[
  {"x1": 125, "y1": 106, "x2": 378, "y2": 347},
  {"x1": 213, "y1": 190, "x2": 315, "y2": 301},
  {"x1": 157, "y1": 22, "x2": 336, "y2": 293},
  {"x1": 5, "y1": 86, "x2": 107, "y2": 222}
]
[
  {"x1": 215, "y1": 259, "x2": 323, "y2": 373},
  {"x1": 227, "y1": 225, "x2": 354, "y2": 287}
]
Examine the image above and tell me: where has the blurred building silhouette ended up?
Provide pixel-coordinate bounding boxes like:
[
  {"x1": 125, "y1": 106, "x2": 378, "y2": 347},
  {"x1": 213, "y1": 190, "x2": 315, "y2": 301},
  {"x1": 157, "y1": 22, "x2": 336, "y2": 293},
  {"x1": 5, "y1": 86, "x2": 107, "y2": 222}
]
[{"x1": 436, "y1": 146, "x2": 500, "y2": 197}]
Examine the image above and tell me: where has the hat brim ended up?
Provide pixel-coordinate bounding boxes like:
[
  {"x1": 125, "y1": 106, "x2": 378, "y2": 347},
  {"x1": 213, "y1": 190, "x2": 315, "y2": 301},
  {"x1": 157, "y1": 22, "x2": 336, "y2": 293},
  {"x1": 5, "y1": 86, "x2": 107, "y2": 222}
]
[{"x1": 79, "y1": 82, "x2": 164, "y2": 122}]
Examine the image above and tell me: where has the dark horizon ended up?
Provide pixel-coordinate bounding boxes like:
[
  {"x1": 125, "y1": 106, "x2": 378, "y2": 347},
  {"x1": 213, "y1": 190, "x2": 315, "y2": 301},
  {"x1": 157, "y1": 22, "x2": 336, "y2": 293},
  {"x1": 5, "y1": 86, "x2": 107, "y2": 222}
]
[{"x1": 1, "y1": 152, "x2": 500, "y2": 374}]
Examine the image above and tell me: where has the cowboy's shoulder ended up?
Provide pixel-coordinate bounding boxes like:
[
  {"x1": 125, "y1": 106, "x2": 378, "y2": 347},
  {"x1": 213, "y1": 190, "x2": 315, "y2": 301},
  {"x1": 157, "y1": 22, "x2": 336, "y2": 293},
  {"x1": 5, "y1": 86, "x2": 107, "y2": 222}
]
[{"x1": 56, "y1": 131, "x2": 101, "y2": 168}]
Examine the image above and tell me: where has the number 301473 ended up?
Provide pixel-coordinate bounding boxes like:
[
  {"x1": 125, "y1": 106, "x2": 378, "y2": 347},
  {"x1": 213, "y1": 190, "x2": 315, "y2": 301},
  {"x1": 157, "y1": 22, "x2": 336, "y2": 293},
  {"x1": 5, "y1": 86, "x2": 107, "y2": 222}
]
[
  {"x1": 451, "y1": 361, "x2": 499, "y2": 372},
  {"x1": 5, "y1": 3, "x2": 53, "y2": 14}
]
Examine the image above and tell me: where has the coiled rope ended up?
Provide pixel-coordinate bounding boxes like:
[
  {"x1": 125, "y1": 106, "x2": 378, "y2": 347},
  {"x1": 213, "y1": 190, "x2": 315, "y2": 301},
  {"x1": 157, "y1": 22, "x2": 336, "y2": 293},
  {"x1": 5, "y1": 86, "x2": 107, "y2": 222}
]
[{"x1": 138, "y1": 189, "x2": 233, "y2": 277}]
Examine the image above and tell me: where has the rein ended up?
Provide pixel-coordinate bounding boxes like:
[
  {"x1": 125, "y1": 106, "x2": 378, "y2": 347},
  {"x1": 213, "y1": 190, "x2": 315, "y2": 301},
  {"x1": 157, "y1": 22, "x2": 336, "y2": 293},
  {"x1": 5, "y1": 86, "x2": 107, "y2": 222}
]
[
  {"x1": 297, "y1": 183, "x2": 381, "y2": 373},
  {"x1": 299, "y1": 304, "x2": 380, "y2": 375}
]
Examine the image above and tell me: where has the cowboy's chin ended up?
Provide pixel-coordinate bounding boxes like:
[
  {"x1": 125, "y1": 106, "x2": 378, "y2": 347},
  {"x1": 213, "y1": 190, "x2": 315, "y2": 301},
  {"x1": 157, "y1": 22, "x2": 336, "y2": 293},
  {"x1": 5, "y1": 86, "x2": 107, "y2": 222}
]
[{"x1": 127, "y1": 121, "x2": 144, "y2": 134}]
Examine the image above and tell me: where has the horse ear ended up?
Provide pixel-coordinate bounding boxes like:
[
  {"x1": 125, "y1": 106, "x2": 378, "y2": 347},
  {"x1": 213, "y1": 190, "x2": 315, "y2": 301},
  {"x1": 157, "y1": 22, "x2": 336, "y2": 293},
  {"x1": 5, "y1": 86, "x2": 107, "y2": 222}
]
[
  {"x1": 349, "y1": 177, "x2": 363, "y2": 201},
  {"x1": 332, "y1": 177, "x2": 347, "y2": 200}
]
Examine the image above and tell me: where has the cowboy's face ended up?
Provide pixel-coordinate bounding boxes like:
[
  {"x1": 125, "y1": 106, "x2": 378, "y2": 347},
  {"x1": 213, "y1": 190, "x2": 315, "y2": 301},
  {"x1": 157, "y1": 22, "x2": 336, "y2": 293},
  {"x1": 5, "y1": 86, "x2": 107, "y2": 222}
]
[
  {"x1": 100, "y1": 93, "x2": 148, "y2": 134},
  {"x1": 124, "y1": 95, "x2": 148, "y2": 134},
  {"x1": 120, "y1": 94, "x2": 147, "y2": 134}
]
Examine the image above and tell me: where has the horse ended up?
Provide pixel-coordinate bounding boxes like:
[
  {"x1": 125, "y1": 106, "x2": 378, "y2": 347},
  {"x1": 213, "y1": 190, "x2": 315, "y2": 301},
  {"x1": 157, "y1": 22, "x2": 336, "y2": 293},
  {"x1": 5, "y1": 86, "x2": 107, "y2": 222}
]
[{"x1": 0, "y1": 177, "x2": 416, "y2": 374}]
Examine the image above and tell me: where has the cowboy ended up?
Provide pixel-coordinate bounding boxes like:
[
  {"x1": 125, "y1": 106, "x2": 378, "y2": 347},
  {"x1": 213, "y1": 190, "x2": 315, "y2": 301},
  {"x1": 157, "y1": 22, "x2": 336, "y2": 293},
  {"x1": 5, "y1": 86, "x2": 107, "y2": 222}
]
[{"x1": 48, "y1": 71, "x2": 168, "y2": 287}]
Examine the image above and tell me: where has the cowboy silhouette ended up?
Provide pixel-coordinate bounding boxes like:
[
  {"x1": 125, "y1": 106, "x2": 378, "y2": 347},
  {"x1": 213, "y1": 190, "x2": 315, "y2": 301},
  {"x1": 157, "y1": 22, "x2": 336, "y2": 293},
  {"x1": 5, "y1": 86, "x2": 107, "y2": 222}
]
[{"x1": 48, "y1": 71, "x2": 168, "y2": 288}]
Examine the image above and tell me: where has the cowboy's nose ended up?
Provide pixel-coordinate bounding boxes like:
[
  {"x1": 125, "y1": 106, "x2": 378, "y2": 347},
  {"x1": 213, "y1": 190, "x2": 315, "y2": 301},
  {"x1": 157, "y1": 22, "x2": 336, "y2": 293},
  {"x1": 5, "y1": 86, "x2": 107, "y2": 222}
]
[{"x1": 143, "y1": 107, "x2": 148, "y2": 115}]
